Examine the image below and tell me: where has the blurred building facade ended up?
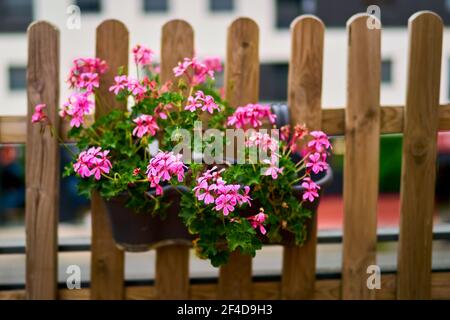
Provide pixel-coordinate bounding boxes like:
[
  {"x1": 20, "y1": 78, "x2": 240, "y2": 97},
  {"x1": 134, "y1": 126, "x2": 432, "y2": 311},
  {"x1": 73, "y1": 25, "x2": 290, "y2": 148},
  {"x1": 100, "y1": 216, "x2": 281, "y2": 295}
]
[{"x1": 0, "y1": 0, "x2": 450, "y2": 116}]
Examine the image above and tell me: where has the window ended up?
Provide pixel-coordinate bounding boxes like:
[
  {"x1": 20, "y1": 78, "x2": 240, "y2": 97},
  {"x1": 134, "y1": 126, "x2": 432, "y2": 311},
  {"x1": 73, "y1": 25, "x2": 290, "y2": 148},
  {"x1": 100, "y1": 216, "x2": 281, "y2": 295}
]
[
  {"x1": 143, "y1": 0, "x2": 168, "y2": 12},
  {"x1": 276, "y1": 0, "x2": 315, "y2": 29},
  {"x1": 8, "y1": 66, "x2": 26, "y2": 91},
  {"x1": 259, "y1": 63, "x2": 288, "y2": 101},
  {"x1": 0, "y1": 0, "x2": 33, "y2": 32},
  {"x1": 210, "y1": 0, "x2": 234, "y2": 12},
  {"x1": 75, "y1": 0, "x2": 101, "y2": 13},
  {"x1": 381, "y1": 59, "x2": 392, "y2": 84}
]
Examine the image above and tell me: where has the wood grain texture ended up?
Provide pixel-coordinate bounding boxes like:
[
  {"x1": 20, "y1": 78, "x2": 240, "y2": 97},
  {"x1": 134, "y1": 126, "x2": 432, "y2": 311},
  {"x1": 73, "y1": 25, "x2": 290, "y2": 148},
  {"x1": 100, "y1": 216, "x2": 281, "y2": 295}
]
[
  {"x1": 155, "y1": 245, "x2": 190, "y2": 299},
  {"x1": 160, "y1": 19, "x2": 194, "y2": 83},
  {"x1": 282, "y1": 15, "x2": 324, "y2": 300},
  {"x1": 342, "y1": 14, "x2": 381, "y2": 300},
  {"x1": 2, "y1": 104, "x2": 450, "y2": 143},
  {"x1": 90, "y1": 19, "x2": 128, "y2": 300},
  {"x1": 2, "y1": 272, "x2": 450, "y2": 300},
  {"x1": 155, "y1": 19, "x2": 194, "y2": 300},
  {"x1": 219, "y1": 17, "x2": 259, "y2": 300},
  {"x1": 25, "y1": 21, "x2": 60, "y2": 300},
  {"x1": 397, "y1": 12, "x2": 443, "y2": 300}
]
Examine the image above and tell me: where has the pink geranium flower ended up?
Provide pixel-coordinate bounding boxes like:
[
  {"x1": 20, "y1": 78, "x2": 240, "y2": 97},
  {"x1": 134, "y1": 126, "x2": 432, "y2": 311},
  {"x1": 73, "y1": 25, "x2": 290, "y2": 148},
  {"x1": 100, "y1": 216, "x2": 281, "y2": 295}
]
[
  {"x1": 173, "y1": 57, "x2": 215, "y2": 86},
  {"x1": 301, "y1": 177, "x2": 320, "y2": 202},
  {"x1": 305, "y1": 152, "x2": 328, "y2": 174},
  {"x1": 214, "y1": 194, "x2": 237, "y2": 216},
  {"x1": 146, "y1": 151, "x2": 186, "y2": 195},
  {"x1": 73, "y1": 147, "x2": 112, "y2": 180},
  {"x1": 60, "y1": 92, "x2": 94, "y2": 128},
  {"x1": 193, "y1": 167, "x2": 251, "y2": 215},
  {"x1": 263, "y1": 160, "x2": 284, "y2": 179},
  {"x1": 109, "y1": 75, "x2": 129, "y2": 95},
  {"x1": 67, "y1": 57, "x2": 107, "y2": 90},
  {"x1": 246, "y1": 132, "x2": 279, "y2": 153},
  {"x1": 247, "y1": 209, "x2": 267, "y2": 235},
  {"x1": 227, "y1": 103, "x2": 276, "y2": 130},
  {"x1": 203, "y1": 56, "x2": 222, "y2": 72},
  {"x1": 132, "y1": 44, "x2": 154, "y2": 66},
  {"x1": 78, "y1": 72, "x2": 99, "y2": 92},
  {"x1": 307, "y1": 130, "x2": 332, "y2": 153},
  {"x1": 184, "y1": 90, "x2": 219, "y2": 114},
  {"x1": 31, "y1": 104, "x2": 47, "y2": 123},
  {"x1": 132, "y1": 114, "x2": 159, "y2": 138}
]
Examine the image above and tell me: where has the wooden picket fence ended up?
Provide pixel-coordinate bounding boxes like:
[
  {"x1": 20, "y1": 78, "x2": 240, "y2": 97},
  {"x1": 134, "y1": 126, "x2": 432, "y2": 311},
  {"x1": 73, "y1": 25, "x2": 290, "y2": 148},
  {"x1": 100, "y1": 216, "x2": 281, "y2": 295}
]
[{"x1": 1, "y1": 11, "x2": 450, "y2": 300}]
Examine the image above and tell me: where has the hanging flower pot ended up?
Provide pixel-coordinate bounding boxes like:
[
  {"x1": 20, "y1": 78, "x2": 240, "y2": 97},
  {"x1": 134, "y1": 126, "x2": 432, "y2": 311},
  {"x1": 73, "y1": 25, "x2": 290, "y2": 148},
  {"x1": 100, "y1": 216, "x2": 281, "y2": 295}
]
[{"x1": 104, "y1": 185, "x2": 192, "y2": 252}]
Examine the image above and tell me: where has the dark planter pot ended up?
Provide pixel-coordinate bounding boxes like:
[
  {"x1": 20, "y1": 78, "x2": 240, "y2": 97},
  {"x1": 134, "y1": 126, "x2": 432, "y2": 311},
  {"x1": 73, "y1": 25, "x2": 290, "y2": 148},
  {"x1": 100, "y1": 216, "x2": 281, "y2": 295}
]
[{"x1": 104, "y1": 185, "x2": 193, "y2": 252}]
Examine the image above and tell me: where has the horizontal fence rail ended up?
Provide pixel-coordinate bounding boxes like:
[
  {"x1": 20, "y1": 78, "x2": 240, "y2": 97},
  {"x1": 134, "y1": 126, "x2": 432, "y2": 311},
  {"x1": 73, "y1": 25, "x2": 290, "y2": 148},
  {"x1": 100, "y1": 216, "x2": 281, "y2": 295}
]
[{"x1": 1, "y1": 104, "x2": 450, "y2": 144}]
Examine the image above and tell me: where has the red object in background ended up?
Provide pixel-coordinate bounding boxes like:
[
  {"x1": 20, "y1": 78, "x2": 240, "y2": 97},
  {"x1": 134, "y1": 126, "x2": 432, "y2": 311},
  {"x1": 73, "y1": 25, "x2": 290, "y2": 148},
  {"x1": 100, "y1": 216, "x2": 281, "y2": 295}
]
[
  {"x1": 438, "y1": 132, "x2": 450, "y2": 154},
  {"x1": 318, "y1": 194, "x2": 401, "y2": 230},
  {"x1": 0, "y1": 146, "x2": 18, "y2": 166}
]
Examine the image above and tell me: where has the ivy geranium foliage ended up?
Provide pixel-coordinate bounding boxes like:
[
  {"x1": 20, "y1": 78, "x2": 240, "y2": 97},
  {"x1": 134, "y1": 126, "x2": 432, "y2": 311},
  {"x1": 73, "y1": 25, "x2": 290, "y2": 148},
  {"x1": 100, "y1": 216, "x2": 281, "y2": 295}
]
[{"x1": 32, "y1": 45, "x2": 332, "y2": 267}]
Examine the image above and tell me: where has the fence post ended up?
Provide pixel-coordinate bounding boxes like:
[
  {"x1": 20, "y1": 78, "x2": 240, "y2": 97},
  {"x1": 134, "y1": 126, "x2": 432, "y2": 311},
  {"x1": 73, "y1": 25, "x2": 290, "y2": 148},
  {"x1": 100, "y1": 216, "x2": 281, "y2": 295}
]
[
  {"x1": 342, "y1": 13, "x2": 381, "y2": 300},
  {"x1": 397, "y1": 11, "x2": 443, "y2": 300},
  {"x1": 218, "y1": 17, "x2": 259, "y2": 300},
  {"x1": 91, "y1": 19, "x2": 128, "y2": 300},
  {"x1": 282, "y1": 15, "x2": 324, "y2": 300},
  {"x1": 25, "y1": 21, "x2": 60, "y2": 300},
  {"x1": 156, "y1": 19, "x2": 194, "y2": 300}
]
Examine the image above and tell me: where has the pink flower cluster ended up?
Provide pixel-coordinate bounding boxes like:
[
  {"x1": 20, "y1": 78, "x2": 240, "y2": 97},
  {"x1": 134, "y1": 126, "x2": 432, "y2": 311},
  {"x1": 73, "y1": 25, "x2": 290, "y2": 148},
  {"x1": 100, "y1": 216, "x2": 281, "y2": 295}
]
[
  {"x1": 31, "y1": 104, "x2": 47, "y2": 123},
  {"x1": 280, "y1": 124, "x2": 308, "y2": 152},
  {"x1": 60, "y1": 92, "x2": 94, "y2": 128},
  {"x1": 301, "y1": 177, "x2": 320, "y2": 202},
  {"x1": 247, "y1": 209, "x2": 267, "y2": 235},
  {"x1": 73, "y1": 147, "x2": 112, "y2": 180},
  {"x1": 203, "y1": 56, "x2": 222, "y2": 73},
  {"x1": 193, "y1": 167, "x2": 251, "y2": 216},
  {"x1": 146, "y1": 151, "x2": 186, "y2": 195},
  {"x1": 67, "y1": 58, "x2": 107, "y2": 90},
  {"x1": 184, "y1": 90, "x2": 219, "y2": 114},
  {"x1": 109, "y1": 75, "x2": 156, "y2": 102},
  {"x1": 246, "y1": 132, "x2": 283, "y2": 180},
  {"x1": 60, "y1": 58, "x2": 107, "y2": 128},
  {"x1": 246, "y1": 132, "x2": 279, "y2": 153},
  {"x1": 173, "y1": 57, "x2": 215, "y2": 86},
  {"x1": 132, "y1": 114, "x2": 159, "y2": 138},
  {"x1": 304, "y1": 131, "x2": 331, "y2": 175},
  {"x1": 132, "y1": 44, "x2": 154, "y2": 66},
  {"x1": 227, "y1": 103, "x2": 276, "y2": 130}
]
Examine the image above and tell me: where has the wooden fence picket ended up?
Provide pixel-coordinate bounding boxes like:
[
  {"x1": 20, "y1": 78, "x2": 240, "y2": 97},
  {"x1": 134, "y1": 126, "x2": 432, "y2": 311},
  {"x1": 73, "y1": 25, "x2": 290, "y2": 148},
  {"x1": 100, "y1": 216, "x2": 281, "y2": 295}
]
[
  {"x1": 282, "y1": 15, "x2": 324, "y2": 300},
  {"x1": 218, "y1": 17, "x2": 259, "y2": 300},
  {"x1": 156, "y1": 19, "x2": 194, "y2": 300},
  {"x1": 25, "y1": 21, "x2": 60, "y2": 300},
  {"x1": 397, "y1": 11, "x2": 443, "y2": 300},
  {"x1": 91, "y1": 19, "x2": 129, "y2": 300},
  {"x1": 342, "y1": 13, "x2": 381, "y2": 300}
]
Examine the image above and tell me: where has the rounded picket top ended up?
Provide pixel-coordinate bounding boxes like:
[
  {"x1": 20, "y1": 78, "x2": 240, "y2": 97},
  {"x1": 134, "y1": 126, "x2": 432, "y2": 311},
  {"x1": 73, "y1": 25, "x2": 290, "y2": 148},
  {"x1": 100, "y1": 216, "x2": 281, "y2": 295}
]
[
  {"x1": 346, "y1": 12, "x2": 382, "y2": 30},
  {"x1": 96, "y1": 19, "x2": 129, "y2": 35},
  {"x1": 162, "y1": 19, "x2": 194, "y2": 36},
  {"x1": 228, "y1": 16, "x2": 259, "y2": 33},
  {"x1": 27, "y1": 20, "x2": 59, "y2": 34},
  {"x1": 290, "y1": 14, "x2": 325, "y2": 33},
  {"x1": 408, "y1": 10, "x2": 443, "y2": 27}
]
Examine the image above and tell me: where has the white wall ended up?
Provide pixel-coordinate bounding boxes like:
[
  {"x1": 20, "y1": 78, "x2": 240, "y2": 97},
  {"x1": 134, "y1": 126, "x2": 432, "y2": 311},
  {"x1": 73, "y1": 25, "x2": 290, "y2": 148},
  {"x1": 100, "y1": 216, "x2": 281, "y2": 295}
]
[{"x1": 0, "y1": 0, "x2": 449, "y2": 116}]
